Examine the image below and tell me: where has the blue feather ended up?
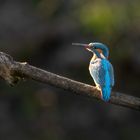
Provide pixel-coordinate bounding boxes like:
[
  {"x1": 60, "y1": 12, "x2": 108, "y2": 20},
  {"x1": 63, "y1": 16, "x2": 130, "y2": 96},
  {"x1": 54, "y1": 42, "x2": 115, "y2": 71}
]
[
  {"x1": 87, "y1": 42, "x2": 114, "y2": 102},
  {"x1": 101, "y1": 87, "x2": 111, "y2": 102},
  {"x1": 101, "y1": 59, "x2": 111, "y2": 101},
  {"x1": 89, "y1": 58, "x2": 114, "y2": 102}
]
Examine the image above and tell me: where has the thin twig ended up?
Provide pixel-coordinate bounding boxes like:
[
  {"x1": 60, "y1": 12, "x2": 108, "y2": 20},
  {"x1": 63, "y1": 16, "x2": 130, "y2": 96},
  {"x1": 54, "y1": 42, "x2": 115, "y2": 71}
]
[{"x1": 0, "y1": 52, "x2": 140, "y2": 111}]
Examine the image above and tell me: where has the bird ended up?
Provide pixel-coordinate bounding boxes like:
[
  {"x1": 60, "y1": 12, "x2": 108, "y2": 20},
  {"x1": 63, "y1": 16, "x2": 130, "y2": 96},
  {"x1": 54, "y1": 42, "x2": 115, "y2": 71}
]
[{"x1": 72, "y1": 42, "x2": 114, "y2": 102}]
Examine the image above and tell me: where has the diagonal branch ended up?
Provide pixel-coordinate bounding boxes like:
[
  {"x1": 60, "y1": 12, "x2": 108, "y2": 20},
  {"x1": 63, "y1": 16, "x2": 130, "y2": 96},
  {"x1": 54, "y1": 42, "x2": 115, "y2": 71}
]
[{"x1": 0, "y1": 52, "x2": 140, "y2": 111}]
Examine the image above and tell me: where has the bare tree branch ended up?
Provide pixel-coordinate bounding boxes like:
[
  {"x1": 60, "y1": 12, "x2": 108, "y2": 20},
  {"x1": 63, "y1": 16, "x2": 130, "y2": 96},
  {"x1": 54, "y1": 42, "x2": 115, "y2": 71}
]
[{"x1": 0, "y1": 52, "x2": 140, "y2": 111}]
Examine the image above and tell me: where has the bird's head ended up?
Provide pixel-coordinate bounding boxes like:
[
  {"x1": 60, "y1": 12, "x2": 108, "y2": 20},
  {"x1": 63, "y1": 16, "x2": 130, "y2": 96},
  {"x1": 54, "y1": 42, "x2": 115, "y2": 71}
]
[
  {"x1": 72, "y1": 42, "x2": 109, "y2": 58},
  {"x1": 85, "y1": 42, "x2": 109, "y2": 58}
]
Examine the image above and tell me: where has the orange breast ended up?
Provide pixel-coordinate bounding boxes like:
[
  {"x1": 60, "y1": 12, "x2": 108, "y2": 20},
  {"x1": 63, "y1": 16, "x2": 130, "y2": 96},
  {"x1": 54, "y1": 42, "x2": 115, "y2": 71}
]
[{"x1": 97, "y1": 49, "x2": 102, "y2": 53}]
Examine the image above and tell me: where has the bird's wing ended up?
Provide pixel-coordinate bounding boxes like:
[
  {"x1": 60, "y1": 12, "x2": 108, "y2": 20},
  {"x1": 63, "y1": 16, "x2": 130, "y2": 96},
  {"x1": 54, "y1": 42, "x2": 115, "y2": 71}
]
[
  {"x1": 89, "y1": 59, "x2": 114, "y2": 87},
  {"x1": 108, "y1": 63, "x2": 115, "y2": 87}
]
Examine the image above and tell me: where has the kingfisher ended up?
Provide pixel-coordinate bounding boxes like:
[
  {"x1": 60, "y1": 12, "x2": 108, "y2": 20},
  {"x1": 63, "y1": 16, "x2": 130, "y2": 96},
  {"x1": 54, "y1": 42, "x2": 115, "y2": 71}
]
[{"x1": 72, "y1": 42, "x2": 114, "y2": 102}]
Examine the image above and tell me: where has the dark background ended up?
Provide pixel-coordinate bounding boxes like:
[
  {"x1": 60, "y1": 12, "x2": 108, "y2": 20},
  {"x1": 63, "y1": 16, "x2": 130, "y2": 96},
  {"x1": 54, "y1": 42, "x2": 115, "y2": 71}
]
[{"x1": 0, "y1": 0, "x2": 140, "y2": 140}]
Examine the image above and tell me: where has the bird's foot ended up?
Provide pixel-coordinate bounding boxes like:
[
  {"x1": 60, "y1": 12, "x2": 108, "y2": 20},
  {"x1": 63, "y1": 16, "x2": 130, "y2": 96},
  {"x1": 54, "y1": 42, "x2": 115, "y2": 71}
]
[
  {"x1": 96, "y1": 85, "x2": 101, "y2": 91},
  {"x1": 95, "y1": 85, "x2": 102, "y2": 99}
]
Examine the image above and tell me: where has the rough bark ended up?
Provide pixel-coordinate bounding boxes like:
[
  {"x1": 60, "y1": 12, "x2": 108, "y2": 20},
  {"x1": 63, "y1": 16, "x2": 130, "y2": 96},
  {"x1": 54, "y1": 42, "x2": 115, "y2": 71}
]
[{"x1": 0, "y1": 52, "x2": 140, "y2": 111}]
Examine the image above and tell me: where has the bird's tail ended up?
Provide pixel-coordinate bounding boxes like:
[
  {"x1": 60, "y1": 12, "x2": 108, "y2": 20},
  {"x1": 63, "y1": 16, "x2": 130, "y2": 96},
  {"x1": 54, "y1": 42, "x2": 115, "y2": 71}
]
[{"x1": 101, "y1": 86, "x2": 111, "y2": 102}]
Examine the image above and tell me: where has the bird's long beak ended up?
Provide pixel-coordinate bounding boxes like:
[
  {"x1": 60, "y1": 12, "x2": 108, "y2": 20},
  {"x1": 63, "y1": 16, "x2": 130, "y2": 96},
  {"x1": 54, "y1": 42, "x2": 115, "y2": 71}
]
[{"x1": 72, "y1": 43, "x2": 92, "y2": 51}]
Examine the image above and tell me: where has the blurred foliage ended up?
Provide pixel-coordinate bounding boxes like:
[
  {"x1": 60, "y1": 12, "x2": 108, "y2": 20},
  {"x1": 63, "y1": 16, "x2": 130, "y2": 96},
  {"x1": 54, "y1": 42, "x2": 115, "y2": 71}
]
[
  {"x1": 79, "y1": 1, "x2": 140, "y2": 39},
  {"x1": 80, "y1": 2, "x2": 126, "y2": 35}
]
